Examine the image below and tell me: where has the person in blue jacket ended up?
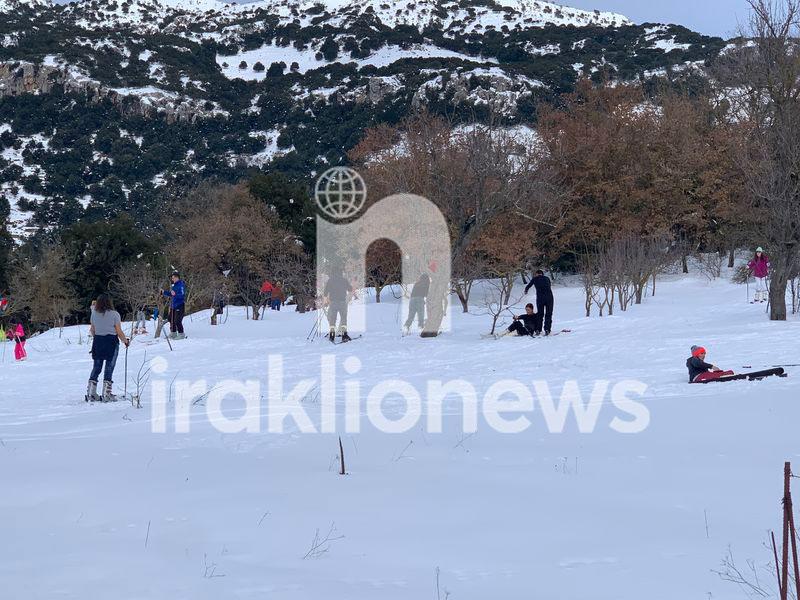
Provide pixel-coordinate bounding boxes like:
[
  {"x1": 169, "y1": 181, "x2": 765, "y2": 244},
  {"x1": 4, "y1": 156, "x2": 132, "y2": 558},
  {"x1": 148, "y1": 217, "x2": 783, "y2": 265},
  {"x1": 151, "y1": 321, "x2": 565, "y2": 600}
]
[{"x1": 163, "y1": 271, "x2": 187, "y2": 339}]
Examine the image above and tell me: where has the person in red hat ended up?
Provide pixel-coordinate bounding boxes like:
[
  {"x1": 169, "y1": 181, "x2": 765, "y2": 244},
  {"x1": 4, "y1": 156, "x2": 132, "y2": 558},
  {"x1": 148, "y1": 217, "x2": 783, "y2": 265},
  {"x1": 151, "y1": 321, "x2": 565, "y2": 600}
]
[{"x1": 686, "y1": 345, "x2": 734, "y2": 383}]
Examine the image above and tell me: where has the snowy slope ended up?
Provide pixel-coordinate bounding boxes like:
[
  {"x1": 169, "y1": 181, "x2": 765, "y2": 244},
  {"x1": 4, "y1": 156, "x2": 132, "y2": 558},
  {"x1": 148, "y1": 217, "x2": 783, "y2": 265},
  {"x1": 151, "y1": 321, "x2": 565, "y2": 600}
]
[{"x1": 1, "y1": 269, "x2": 798, "y2": 599}]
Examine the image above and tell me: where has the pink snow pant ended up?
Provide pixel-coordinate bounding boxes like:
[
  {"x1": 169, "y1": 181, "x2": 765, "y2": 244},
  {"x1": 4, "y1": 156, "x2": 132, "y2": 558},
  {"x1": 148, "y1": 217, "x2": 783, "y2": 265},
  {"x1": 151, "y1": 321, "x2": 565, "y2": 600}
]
[{"x1": 14, "y1": 340, "x2": 26, "y2": 361}]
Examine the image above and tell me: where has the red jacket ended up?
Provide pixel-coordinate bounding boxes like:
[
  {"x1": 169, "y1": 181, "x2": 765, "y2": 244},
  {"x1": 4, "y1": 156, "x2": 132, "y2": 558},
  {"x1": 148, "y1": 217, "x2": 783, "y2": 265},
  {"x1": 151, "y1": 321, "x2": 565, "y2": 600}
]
[{"x1": 260, "y1": 281, "x2": 273, "y2": 294}]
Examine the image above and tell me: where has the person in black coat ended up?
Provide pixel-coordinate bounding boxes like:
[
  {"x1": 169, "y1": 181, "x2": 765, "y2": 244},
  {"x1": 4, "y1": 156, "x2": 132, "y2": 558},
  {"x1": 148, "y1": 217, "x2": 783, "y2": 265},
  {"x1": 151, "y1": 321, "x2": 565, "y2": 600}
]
[
  {"x1": 404, "y1": 273, "x2": 430, "y2": 330},
  {"x1": 507, "y1": 303, "x2": 537, "y2": 336},
  {"x1": 324, "y1": 269, "x2": 353, "y2": 342},
  {"x1": 524, "y1": 269, "x2": 554, "y2": 335}
]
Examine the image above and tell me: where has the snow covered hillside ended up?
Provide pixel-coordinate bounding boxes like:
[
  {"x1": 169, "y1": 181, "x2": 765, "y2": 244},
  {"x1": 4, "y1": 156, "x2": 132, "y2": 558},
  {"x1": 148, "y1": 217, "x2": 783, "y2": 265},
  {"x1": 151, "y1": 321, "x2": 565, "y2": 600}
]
[
  {"x1": 0, "y1": 0, "x2": 725, "y2": 237},
  {"x1": 1, "y1": 271, "x2": 798, "y2": 598}
]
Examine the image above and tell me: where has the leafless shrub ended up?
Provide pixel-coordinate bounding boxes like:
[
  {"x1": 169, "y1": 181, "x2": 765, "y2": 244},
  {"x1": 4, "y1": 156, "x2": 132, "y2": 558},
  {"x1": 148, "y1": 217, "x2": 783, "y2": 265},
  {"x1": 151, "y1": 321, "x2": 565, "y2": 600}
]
[{"x1": 303, "y1": 522, "x2": 344, "y2": 559}]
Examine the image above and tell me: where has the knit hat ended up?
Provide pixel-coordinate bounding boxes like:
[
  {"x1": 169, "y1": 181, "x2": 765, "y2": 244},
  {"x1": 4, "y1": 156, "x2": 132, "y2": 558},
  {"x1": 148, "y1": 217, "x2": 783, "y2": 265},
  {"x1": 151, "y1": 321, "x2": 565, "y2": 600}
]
[
  {"x1": 691, "y1": 345, "x2": 706, "y2": 357},
  {"x1": 756, "y1": 247, "x2": 763, "y2": 253}
]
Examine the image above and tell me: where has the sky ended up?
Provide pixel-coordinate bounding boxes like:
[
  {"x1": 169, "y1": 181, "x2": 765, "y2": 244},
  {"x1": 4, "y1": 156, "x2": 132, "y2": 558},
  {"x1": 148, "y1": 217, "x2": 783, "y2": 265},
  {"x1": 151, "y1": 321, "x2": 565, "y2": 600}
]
[{"x1": 565, "y1": 0, "x2": 753, "y2": 38}]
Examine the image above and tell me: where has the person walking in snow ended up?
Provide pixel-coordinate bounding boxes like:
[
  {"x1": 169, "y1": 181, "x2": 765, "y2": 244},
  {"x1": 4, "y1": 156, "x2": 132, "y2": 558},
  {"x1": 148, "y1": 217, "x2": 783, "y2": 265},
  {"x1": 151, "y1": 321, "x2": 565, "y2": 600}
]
[
  {"x1": 686, "y1": 345, "x2": 734, "y2": 383},
  {"x1": 87, "y1": 294, "x2": 130, "y2": 401},
  {"x1": 505, "y1": 303, "x2": 537, "y2": 337},
  {"x1": 271, "y1": 282, "x2": 284, "y2": 311},
  {"x1": 210, "y1": 289, "x2": 225, "y2": 326},
  {"x1": 747, "y1": 247, "x2": 770, "y2": 303},
  {"x1": 324, "y1": 268, "x2": 353, "y2": 342},
  {"x1": 404, "y1": 273, "x2": 430, "y2": 331},
  {"x1": 163, "y1": 271, "x2": 186, "y2": 339},
  {"x1": 524, "y1": 269, "x2": 554, "y2": 336},
  {"x1": 6, "y1": 320, "x2": 27, "y2": 361},
  {"x1": 259, "y1": 280, "x2": 273, "y2": 313}
]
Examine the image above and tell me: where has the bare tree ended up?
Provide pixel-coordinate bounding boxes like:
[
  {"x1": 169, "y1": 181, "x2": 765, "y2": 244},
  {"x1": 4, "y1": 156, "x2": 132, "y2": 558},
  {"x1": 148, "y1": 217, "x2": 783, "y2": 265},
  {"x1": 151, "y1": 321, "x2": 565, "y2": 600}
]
[
  {"x1": 12, "y1": 243, "x2": 79, "y2": 334},
  {"x1": 112, "y1": 261, "x2": 161, "y2": 323},
  {"x1": 719, "y1": 0, "x2": 800, "y2": 319}
]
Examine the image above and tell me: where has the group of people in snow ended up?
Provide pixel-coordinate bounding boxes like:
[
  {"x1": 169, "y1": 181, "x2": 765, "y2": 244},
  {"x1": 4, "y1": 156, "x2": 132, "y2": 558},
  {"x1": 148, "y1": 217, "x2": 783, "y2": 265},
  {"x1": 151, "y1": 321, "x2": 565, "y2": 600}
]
[
  {"x1": 504, "y1": 270, "x2": 556, "y2": 337},
  {"x1": 259, "y1": 280, "x2": 286, "y2": 312}
]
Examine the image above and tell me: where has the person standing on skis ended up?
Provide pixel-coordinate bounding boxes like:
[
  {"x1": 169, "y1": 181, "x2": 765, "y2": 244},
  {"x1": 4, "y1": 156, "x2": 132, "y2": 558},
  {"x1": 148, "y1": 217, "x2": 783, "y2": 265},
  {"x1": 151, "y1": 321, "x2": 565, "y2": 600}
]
[
  {"x1": 506, "y1": 303, "x2": 537, "y2": 336},
  {"x1": 686, "y1": 345, "x2": 734, "y2": 383},
  {"x1": 324, "y1": 268, "x2": 353, "y2": 342},
  {"x1": 404, "y1": 273, "x2": 430, "y2": 331},
  {"x1": 747, "y1": 247, "x2": 770, "y2": 303},
  {"x1": 163, "y1": 271, "x2": 186, "y2": 339},
  {"x1": 524, "y1": 269, "x2": 554, "y2": 336},
  {"x1": 6, "y1": 319, "x2": 27, "y2": 361},
  {"x1": 87, "y1": 294, "x2": 129, "y2": 401}
]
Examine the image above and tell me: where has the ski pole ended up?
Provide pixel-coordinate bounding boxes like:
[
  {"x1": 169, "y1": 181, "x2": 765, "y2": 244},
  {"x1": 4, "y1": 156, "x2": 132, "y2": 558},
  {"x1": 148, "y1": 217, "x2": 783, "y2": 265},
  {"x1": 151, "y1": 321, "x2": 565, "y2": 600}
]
[
  {"x1": 124, "y1": 342, "x2": 129, "y2": 399},
  {"x1": 162, "y1": 325, "x2": 173, "y2": 351}
]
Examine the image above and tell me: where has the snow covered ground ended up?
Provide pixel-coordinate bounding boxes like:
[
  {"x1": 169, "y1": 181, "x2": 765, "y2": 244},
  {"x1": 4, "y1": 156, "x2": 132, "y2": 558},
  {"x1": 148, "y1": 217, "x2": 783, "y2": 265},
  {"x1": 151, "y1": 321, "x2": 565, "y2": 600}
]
[{"x1": 1, "y1": 271, "x2": 799, "y2": 599}]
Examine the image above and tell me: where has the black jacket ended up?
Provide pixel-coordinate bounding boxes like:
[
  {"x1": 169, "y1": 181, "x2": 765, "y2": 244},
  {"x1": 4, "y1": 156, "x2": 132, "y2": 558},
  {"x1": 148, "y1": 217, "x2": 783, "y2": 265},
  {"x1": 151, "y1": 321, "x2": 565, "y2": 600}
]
[
  {"x1": 686, "y1": 356, "x2": 713, "y2": 383},
  {"x1": 515, "y1": 313, "x2": 537, "y2": 330},
  {"x1": 92, "y1": 334, "x2": 119, "y2": 362},
  {"x1": 525, "y1": 275, "x2": 553, "y2": 300}
]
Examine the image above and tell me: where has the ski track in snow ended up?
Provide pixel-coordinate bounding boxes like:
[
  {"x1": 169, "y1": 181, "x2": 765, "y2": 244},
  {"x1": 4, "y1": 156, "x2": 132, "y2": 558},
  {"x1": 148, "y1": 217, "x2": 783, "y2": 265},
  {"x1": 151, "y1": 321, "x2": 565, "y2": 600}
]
[{"x1": 1, "y1": 272, "x2": 799, "y2": 598}]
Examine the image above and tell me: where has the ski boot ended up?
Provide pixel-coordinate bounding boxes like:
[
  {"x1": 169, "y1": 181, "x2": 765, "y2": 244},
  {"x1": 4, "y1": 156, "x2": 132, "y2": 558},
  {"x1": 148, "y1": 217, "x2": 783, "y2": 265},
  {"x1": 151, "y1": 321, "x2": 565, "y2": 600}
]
[
  {"x1": 174, "y1": 332, "x2": 186, "y2": 340},
  {"x1": 85, "y1": 380, "x2": 100, "y2": 403},
  {"x1": 341, "y1": 330, "x2": 352, "y2": 343},
  {"x1": 329, "y1": 329, "x2": 336, "y2": 343},
  {"x1": 102, "y1": 381, "x2": 117, "y2": 402}
]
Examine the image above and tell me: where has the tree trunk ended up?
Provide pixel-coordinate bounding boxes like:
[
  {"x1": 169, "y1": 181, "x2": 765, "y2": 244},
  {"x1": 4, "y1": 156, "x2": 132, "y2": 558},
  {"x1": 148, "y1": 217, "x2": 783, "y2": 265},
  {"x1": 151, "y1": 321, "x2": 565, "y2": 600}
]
[
  {"x1": 252, "y1": 305, "x2": 259, "y2": 320},
  {"x1": 682, "y1": 254, "x2": 689, "y2": 274},
  {"x1": 728, "y1": 247, "x2": 736, "y2": 268},
  {"x1": 375, "y1": 286, "x2": 382, "y2": 303},
  {"x1": 770, "y1": 274, "x2": 788, "y2": 321}
]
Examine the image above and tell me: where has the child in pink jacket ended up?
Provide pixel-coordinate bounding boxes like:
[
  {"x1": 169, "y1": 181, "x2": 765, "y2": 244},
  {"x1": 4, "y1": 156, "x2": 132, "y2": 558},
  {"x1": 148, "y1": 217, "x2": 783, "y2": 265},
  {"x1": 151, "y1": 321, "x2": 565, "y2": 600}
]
[
  {"x1": 748, "y1": 247, "x2": 770, "y2": 303},
  {"x1": 6, "y1": 322, "x2": 26, "y2": 361}
]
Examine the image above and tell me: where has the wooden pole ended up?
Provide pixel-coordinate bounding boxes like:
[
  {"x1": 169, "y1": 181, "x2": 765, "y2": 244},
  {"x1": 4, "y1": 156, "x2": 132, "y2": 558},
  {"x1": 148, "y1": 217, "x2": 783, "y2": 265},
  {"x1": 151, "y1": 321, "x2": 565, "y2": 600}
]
[
  {"x1": 787, "y1": 462, "x2": 800, "y2": 600},
  {"x1": 782, "y1": 462, "x2": 791, "y2": 600}
]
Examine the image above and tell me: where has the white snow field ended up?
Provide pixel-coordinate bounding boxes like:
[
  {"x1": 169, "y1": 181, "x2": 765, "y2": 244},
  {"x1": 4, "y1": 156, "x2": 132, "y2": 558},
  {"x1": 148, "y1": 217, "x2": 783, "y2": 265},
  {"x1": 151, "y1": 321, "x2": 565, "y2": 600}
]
[{"x1": 1, "y1": 272, "x2": 799, "y2": 599}]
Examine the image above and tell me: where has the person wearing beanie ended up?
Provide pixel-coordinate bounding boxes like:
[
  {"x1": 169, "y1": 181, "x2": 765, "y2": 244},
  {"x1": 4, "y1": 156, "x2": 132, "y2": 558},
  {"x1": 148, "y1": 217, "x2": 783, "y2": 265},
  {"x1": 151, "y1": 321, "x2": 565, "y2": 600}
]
[
  {"x1": 747, "y1": 247, "x2": 770, "y2": 303},
  {"x1": 686, "y1": 345, "x2": 734, "y2": 383}
]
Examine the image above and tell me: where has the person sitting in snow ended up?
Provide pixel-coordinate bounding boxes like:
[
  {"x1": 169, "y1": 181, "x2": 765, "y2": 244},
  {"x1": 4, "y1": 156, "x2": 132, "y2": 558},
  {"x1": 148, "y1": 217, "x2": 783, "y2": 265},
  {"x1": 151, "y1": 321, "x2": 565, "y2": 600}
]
[
  {"x1": 686, "y1": 345, "x2": 734, "y2": 383},
  {"x1": 505, "y1": 303, "x2": 537, "y2": 337},
  {"x1": 747, "y1": 247, "x2": 770, "y2": 303}
]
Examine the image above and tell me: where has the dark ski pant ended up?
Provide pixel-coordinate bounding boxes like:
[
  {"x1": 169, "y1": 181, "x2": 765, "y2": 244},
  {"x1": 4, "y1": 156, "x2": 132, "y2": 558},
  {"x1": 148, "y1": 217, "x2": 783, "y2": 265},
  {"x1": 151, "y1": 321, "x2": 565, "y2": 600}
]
[
  {"x1": 404, "y1": 297, "x2": 425, "y2": 328},
  {"x1": 328, "y1": 302, "x2": 348, "y2": 332},
  {"x1": 508, "y1": 321, "x2": 534, "y2": 336},
  {"x1": 170, "y1": 303, "x2": 185, "y2": 334},
  {"x1": 90, "y1": 344, "x2": 119, "y2": 383},
  {"x1": 535, "y1": 297, "x2": 554, "y2": 334},
  {"x1": 271, "y1": 299, "x2": 282, "y2": 311}
]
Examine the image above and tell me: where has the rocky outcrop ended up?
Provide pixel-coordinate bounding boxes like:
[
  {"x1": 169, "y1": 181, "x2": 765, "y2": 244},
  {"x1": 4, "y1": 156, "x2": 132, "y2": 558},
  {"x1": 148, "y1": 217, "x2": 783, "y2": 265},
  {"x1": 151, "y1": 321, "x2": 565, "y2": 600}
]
[{"x1": 0, "y1": 61, "x2": 224, "y2": 124}]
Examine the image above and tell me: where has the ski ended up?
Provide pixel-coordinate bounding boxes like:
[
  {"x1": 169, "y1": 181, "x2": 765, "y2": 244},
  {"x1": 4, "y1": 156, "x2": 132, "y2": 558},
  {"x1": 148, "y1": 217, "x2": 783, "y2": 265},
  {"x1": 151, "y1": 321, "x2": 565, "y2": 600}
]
[
  {"x1": 332, "y1": 334, "x2": 362, "y2": 345},
  {"x1": 698, "y1": 367, "x2": 787, "y2": 384}
]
